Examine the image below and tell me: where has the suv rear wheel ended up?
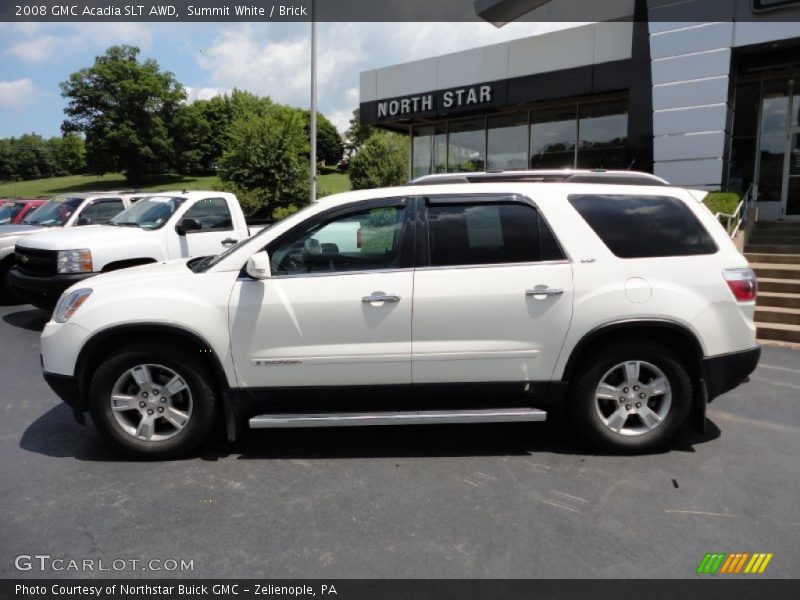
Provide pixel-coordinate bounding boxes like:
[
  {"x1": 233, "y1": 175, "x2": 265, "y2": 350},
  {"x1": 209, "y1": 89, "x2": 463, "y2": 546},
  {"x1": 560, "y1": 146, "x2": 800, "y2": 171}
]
[
  {"x1": 568, "y1": 341, "x2": 692, "y2": 453},
  {"x1": 88, "y1": 344, "x2": 217, "y2": 459}
]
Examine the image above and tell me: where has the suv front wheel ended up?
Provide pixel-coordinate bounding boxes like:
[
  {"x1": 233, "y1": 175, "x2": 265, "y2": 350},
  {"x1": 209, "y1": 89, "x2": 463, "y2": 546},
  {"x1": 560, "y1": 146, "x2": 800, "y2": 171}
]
[
  {"x1": 568, "y1": 341, "x2": 692, "y2": 453},
  {"x1": 88, "y1": 343, "x2": 217, "y2": 459}
]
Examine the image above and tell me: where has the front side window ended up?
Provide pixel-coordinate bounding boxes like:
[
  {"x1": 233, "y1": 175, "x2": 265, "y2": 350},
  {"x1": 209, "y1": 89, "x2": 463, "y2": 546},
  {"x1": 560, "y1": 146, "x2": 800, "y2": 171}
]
[
  {"x1": 110, "y1": 196, "x2": 185, "y2": 230},
  {"x1": 0, "y1": 202, "x2": 24, "y2": 224},
  {"x1": 426, "y1": 201, "x2": 558, "y2": 267},
  {"x1": 22, "y1": 197, "x2": 83, "y2": 227},
  {"x1": 182, "y1": 197, "x2": 233, "y2": 232},
  {"x1": 568, "y1": 194, "x2": 718, "y2": 258},
  {"x1": 268, "y1": 205, "x2": 407, "y2": 275},
  {"x1": 78, "y1": 198, "x2": 124, "y2": 225}
]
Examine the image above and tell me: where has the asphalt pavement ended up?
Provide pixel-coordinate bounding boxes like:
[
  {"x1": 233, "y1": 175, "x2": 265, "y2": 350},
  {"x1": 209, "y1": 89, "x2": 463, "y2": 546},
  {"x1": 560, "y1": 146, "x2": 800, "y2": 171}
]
[{"x1": 1, "y1": 304, "x2": 798, "y2": 579}]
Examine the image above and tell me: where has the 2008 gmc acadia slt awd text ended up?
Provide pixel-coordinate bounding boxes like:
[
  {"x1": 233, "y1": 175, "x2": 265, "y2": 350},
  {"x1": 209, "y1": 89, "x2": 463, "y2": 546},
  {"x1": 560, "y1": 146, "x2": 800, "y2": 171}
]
[{"x1": 38, "y1": 171, "x2": 761, "y2": 459}]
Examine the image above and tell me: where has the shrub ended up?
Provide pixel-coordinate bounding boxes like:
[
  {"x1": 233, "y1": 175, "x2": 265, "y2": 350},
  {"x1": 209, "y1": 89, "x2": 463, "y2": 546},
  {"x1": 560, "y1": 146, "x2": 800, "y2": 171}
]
[
  {"x1": 703, "y1": 192, "x2": 741, "y2": 216},
  {"x1": 349, "y1": 132, "x2": 408, "y2": 190}
]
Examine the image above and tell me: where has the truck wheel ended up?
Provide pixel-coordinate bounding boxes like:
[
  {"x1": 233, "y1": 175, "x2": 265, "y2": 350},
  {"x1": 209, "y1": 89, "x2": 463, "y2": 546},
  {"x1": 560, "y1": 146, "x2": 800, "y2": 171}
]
[
  {"x1": 0, "y1": 259, "x2": 23, "y2": 305},
  {"x1": 568, "y1": 341, "x2": 692, "y2": 453},
  {"x1": 88, "y1": 344, "x2": 217, "y2": 459}
]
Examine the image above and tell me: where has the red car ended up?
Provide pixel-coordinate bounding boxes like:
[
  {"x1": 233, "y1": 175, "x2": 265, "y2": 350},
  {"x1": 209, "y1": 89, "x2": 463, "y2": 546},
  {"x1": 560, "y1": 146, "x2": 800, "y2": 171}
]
[{"x1": 0, "y1": 198, "x2": 46, "y2": 225}]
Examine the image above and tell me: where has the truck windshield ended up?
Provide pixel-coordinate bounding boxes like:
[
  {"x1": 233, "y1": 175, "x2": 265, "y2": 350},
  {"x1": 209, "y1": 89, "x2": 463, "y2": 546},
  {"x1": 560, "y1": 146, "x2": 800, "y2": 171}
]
[
  {"x1": 110, "y1": 196, "x2": 185, "y2": 230},
  {"x1": 0, "y1": 203, "x2": 23, "y2": 225},
  {"x1": 21, "y1": 197, "x2": 82, "y2": 227}
]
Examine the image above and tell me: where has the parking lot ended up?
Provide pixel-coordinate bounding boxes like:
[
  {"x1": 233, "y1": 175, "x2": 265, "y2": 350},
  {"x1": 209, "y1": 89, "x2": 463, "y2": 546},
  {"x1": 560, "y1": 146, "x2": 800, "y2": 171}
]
[{"x1": 0, "y1": 303, "x2": 798, "y2": 579}]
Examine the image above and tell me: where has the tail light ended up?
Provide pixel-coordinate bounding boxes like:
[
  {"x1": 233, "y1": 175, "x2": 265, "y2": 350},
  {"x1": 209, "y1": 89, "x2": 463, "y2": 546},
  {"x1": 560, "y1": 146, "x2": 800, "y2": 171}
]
[{"x1": 723, "y1": 268, "x2": 757, "y2": 302}]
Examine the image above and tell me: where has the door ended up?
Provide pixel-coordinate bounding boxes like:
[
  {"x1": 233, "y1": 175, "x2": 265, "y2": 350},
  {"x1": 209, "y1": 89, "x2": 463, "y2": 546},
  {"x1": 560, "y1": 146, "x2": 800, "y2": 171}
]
[
  {"x1": 229, "y1": 198, "x2": 414, "y2": 388},
  {"x1": 412, "y1": 196, "x2": 574, "y2": 384},
  {"x1": 782, "y1": 128, "x2": 800, "y2": 219},
  {"x1": 173, "y1": 197, "x2": 239, "y2": 258}
]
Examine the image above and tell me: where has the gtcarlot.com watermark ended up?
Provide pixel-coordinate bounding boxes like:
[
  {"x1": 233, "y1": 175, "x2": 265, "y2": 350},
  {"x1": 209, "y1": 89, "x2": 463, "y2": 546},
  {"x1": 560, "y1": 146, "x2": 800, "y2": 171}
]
[{"x1": 15, "y1": 554, "x2": 194, "y2": 572}]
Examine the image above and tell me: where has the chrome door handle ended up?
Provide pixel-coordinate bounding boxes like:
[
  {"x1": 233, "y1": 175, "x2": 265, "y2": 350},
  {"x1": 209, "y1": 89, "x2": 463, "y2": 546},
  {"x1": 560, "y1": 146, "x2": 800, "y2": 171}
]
[
  {"x1": 221, "y1": 238, "x2": 238, "y2": 246},
  {"x1": 526, "y1": 287, "x2": 564, "y2": 297},
  {"x1": 362, "y1": 293, "x2": 401, "y2": 303}
]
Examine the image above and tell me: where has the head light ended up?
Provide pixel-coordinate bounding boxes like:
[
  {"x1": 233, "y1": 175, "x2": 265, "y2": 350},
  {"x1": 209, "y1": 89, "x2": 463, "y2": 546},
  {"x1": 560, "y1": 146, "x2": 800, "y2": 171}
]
[
  {"x1": 53, "y1": 288, "x2": 92, "y2": 323},
  {"x1": 57, "y1": 249, "x2": 92, "y2": 274}
]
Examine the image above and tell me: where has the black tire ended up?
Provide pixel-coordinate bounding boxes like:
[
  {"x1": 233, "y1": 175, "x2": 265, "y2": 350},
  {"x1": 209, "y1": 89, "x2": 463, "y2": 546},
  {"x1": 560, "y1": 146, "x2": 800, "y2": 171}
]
[
  {"x1": 568, "y1": 340, "x2": 692, "y2": 454},
  {"x1": 0, "y1": 259, "x2": 23, "y2": 305},
  {"x1": 88, "y1": 343, "x2": 217, "y2": 459}
]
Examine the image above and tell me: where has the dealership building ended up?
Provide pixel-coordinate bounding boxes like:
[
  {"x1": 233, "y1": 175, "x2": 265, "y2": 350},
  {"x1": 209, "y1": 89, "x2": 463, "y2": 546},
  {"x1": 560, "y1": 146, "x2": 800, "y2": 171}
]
[{"x1": 359, "y1": 0, "x2": 800, "y2": 220}]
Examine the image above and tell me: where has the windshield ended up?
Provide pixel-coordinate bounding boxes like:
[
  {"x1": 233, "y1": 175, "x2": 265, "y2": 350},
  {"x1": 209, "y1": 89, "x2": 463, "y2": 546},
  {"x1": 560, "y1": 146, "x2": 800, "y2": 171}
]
[
  {"x1": 22, "y1": 197, "x2": 82, "y2": 227},
  {"x1": 110, "y1": 196, "x2": 185, "y2": 230},
  {"x1": 0, "y1": 203, "x2": 23, "y2": 225}
]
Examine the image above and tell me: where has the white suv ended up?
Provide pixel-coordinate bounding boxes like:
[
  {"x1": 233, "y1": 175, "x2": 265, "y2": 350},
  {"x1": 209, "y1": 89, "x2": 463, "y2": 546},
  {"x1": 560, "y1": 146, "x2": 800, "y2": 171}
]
[{"x1": 39, "y1": 171, "x2": 760, "y2": 458}]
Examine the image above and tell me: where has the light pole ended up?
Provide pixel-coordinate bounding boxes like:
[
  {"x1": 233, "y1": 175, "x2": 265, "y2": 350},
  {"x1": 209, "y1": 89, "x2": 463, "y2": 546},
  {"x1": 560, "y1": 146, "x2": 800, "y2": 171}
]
[{"x1": 309, "y1": 0, "x2": 317, "y2": 203}]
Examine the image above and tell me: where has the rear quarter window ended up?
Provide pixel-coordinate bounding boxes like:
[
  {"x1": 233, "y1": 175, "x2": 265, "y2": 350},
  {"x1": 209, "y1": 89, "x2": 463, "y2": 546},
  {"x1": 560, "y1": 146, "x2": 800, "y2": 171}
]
[{"x1": 568, "y1": 194, "x2": 717, "y2": 258}]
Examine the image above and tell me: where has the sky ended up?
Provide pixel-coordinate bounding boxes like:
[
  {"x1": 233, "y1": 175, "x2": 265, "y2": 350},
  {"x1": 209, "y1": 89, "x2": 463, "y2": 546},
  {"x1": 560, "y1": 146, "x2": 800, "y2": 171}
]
[{"x1": 0, "y1": 21, "x2": 583, "y2": 138}]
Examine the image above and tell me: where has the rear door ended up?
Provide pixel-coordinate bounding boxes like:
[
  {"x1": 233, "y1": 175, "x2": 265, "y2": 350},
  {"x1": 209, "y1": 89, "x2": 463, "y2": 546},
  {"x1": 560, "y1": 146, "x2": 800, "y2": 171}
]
[
  {"x1": 172, "y1": 196, "x2": 238, "y2": 258},
  {"x1": 411, "y1": 194, "x2": 574, "y2": 384}
]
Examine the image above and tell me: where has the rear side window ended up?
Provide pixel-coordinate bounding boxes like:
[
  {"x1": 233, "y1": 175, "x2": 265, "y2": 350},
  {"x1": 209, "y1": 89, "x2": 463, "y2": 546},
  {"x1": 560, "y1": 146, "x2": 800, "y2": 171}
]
[
  {"x1": 568, "y1": 194, "x2": 717, "y2": 258},
  {"x1": 426, "y1": 201, "x2": 564, "y2": 267},
  {"x1": 183, "y1": 197, "x2": 233, "y2": 231}
]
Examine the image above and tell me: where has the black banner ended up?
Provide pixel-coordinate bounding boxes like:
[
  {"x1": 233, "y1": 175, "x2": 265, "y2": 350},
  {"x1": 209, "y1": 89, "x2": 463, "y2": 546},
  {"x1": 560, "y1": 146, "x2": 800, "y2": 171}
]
[
  {"x1": 4, "y1": 0, "x2": 800, "y2": 22},
  {"x1": 2, "y1": 580, "x2": 799, "y2": 600}
]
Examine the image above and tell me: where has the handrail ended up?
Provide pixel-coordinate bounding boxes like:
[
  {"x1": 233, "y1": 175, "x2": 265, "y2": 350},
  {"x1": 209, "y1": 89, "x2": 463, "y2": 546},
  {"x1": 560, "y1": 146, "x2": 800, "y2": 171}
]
[{"x1": 715, "y1": 183, "x2": 756, "y2": 238}]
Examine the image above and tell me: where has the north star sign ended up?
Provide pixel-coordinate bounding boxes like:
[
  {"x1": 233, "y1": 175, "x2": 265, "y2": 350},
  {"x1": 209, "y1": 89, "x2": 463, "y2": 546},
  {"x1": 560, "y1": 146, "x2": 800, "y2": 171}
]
[{"x1": 377, "y1": 85, "x2": 495, "y2": 119}]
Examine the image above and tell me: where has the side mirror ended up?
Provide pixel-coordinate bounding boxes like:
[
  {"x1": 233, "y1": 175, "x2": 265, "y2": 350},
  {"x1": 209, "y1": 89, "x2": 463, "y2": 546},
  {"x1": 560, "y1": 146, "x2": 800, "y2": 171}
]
[
  {"x1": 77, "y1": 217, "x2": 91, "y2": 226},
  {"x1": 176, "y1": 218, "x2": 202, "y2": 236},
  {"x1": 245, "y1": 252, "x2": 271, "y2": 280}
]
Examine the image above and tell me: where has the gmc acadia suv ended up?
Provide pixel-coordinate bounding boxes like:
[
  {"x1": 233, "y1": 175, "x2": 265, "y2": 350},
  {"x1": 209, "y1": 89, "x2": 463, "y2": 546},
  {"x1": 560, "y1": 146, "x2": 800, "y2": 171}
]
[{"x1": 39, "y1": 171, "x2": 760, "y2": 458}]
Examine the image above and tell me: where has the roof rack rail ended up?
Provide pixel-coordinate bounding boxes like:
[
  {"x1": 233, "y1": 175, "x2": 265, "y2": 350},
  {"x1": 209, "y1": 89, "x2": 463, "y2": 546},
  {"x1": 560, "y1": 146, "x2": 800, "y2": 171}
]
[{"x1": 407, "y1": 169, "x2": 669, "y2": 187}]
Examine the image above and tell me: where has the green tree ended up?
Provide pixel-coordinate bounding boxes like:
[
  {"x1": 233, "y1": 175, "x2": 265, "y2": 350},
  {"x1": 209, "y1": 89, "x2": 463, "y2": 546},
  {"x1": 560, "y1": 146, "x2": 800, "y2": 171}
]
[
  {"x1": 303, "y1": 111, "x2": 344, "y2": 166},
  {"x1": 218, "y1": 103, "x2": 310, "y2": 217},
  {"x1": 60, "y1": 45, "x2": 185, "y2": 183},
  {"x1": 53, "y1": 133, "x2": 86, "y2": 175},
  {"x1": 171, "y1": 102, "x2": 211, "y2": 175},
  {"x1": 348, "y1": 131, "x2": 408, "y2": 190},
  {"x1": 344, "y1": 108, "x2": 374, "y2": 159}
]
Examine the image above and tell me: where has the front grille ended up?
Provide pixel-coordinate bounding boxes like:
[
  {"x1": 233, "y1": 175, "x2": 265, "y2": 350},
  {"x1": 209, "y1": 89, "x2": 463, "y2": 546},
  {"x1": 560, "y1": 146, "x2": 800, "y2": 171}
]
[{"x1": 15, "y1": 247, "x2": 57, "y2": 276}]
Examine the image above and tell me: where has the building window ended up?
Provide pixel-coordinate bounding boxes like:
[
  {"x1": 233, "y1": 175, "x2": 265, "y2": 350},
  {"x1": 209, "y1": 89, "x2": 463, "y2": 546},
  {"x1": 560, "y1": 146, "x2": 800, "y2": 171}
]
[
  {"x1": 412, "y1": 125, "x2": 446, "y2": 178},
  {"x1": 412, "y1": 126, "x2": 434, "y2": 179},
  {"x1": 757, "y1": 79, "x2": 792, "y2": 202},
  {"x1": 487, "y1": 113, "x2": 528, "y2": 170},
  {"x1": 577, "y1": 100, "x2": 629, "y2": 169},
  {"x1": 728, "y1": 81, "x2": 761, "y2": 193},
  {"x1": 448, "y1": 118, "x2": 486, "y2": 172},
  {"x1": 409, "y1": 95, "x2": 628, "y2": 176},
  {"x1": 530, "y1": 106, "x2": 577, "y2": 169}
]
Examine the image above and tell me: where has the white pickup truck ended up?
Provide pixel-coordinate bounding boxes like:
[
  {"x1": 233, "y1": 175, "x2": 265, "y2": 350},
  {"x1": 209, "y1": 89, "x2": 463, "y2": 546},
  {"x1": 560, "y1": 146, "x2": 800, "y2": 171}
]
[
  {"x1": 10, "y1": 190, "x2": 261, "y2": 310},
  {"x1": 0, "y1": 192, "x2": 138, "y2": 302}
]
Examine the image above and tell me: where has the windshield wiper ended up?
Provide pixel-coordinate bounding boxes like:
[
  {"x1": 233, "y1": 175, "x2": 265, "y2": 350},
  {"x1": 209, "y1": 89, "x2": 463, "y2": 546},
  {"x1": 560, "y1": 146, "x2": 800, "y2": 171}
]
[{"x1": 112, "y1": 221, "x2": 141, "y2": 227}]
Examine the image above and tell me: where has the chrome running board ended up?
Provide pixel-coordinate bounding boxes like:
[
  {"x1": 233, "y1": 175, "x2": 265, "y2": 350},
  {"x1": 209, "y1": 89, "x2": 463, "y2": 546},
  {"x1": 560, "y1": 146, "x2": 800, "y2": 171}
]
[{"x1": 248, "y1": 408, "x2": 547, "y2": 428}]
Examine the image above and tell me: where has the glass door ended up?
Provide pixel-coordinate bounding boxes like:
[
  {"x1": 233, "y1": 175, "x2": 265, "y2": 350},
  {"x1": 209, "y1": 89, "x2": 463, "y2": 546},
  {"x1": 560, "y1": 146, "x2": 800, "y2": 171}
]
[{"x1": 782, "y1": 128, "x2": 800, "y2": 218}]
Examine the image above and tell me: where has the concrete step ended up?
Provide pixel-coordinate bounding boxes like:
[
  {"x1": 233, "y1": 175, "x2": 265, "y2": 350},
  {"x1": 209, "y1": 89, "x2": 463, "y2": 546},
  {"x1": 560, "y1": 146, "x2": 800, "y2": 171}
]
[
  {"x1": 745, "y1": 252, "x2": 800, "y2": 264},
  {"x1": 752, "y1": 221, "x2": 800, "y2": 230},
  {"x1": 756, "y1": 321, "x2": 800, "y2": 344},
  {"x1": 758, "y1": 291, "x2": 800, "y2": 309},
  {"x1": 754, "y1": 306, "x2": 800, "y2": 326},
  {"x1": 751, "y1": 262, "x2": 800, "y2": 280},
  {"x1": 747, "y1": 236, "x2": 800, "y2": 245},
  {"x1": 745, "y1": 244, "x2": 800, "y2": 254},
  {"x1": 759, "y1": 278, "x2": 800, "y2": 294}
]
